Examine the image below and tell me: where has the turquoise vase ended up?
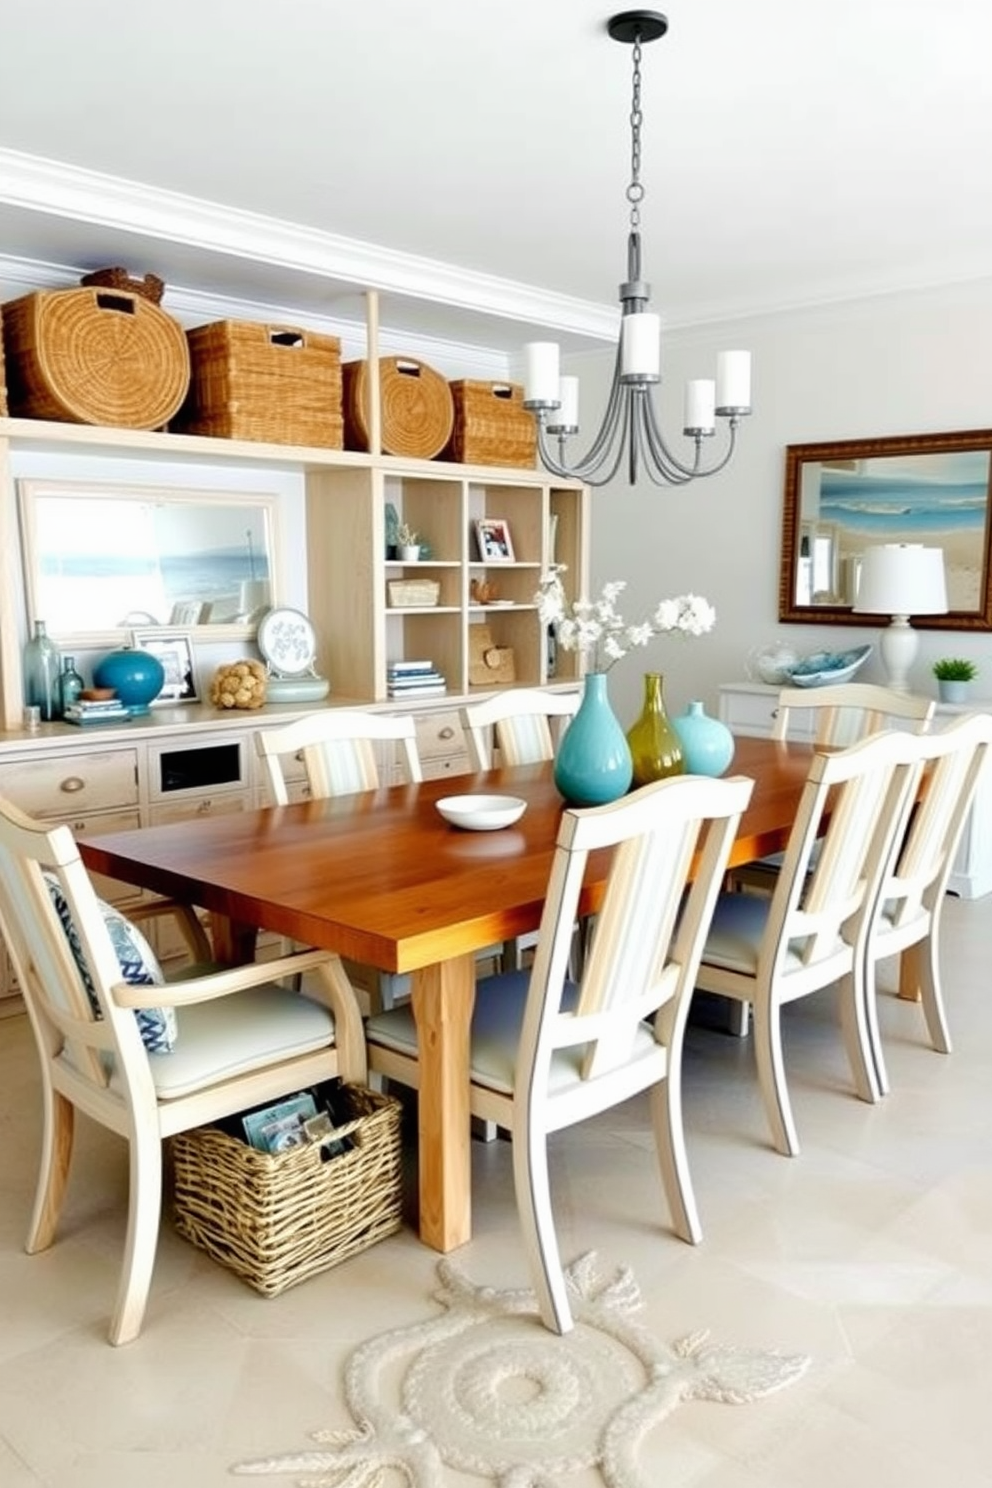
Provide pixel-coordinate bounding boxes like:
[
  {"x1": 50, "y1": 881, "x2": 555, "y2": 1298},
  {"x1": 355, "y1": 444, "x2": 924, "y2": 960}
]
[
  {"x1": 94, "y1": 647, "x2": 166, "y2": 715},
  {"x1": 673, "y1": 699, "x2": 735, "y2": 777},
  {"x1": 554, "y1": 671, "x2": 633, "y2": 807}
]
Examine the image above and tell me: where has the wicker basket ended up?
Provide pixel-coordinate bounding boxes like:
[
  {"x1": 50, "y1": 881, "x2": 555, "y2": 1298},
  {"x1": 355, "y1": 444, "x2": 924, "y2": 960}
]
[
  {"x1": 1, "y1": 287, "x2": 190, "y2": 428},
  {"x1": 388, "y1": 578, "x2": 440, "y2": 608},
  {"x1": 444, "y1": 380, "x2": 537, "y2": 468},
  {"x1": 171, "y1": 1084, "x2": 402, "y2": 1296},
  {"x1": 175, "y1": 319, "x2": 343, "y2": 448},
  {"x1": 343, "y1": 356, "x2": 453, "y2": 459}
]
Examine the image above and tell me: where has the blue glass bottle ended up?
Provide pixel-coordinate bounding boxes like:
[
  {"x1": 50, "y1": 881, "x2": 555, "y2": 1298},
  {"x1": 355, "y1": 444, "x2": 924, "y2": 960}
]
[{"x1": 23, "y1": 620, "x2": 62, "y2": 721}]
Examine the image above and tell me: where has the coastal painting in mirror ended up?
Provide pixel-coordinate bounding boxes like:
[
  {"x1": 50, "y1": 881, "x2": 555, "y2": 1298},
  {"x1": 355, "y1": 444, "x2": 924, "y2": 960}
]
[
  {"x1": 779, "y1": 430, "x2": 992, "y2": 631},
  {"x1": 17, "y1": 479, "x2": 280, "y2": 643}
]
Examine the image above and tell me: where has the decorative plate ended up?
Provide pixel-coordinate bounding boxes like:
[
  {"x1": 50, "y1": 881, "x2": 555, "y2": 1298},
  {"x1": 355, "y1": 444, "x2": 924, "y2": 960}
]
[
  {"x1": 256, "y1": 607, "x2": 319, "y2": 678},
  {"x1": 785, "y1": 643, "x2": 873, "y2": 689}
]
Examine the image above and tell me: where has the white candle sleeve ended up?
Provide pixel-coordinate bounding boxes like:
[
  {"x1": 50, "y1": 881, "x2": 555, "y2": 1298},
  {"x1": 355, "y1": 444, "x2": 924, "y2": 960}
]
[
  {"x1": 684, "y1": 378, "x2": 715, "y2": 431},
  {"x1": 620, "y1": 313, "x2": 661, "y2": 377},
  {"x1": 524, "y1": 342, "x2": 561, "y2": 405},
  {"x1": 715, "y1": 350, "x2": 751, "y2": 411},
  {"x1": 555, "y1": 375, "x2": 580, "y2": 429}
]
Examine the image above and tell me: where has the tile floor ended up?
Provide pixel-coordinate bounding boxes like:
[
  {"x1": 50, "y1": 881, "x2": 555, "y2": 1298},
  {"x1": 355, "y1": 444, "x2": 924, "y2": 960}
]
[{"x1": 0, "y1": 893, "x2": 990, "y2": 1486}]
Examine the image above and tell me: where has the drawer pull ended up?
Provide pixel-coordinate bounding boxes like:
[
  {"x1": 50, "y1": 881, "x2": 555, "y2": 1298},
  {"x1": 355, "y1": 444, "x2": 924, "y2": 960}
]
[
  {"x1": 197, "y1": 799, "x2": 212, "y2": 814},
  {"x1": 438, "y1": 726, "x2": 455, "y2": 741},
  {"x1": 59, "y1": 777, "x2": 86, "y2": 794}
]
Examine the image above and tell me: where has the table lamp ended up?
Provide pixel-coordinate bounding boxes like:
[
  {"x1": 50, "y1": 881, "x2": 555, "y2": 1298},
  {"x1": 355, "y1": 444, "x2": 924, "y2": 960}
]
[{"x1": 853, "y1": 543, "x2": 948, "y2": 692}]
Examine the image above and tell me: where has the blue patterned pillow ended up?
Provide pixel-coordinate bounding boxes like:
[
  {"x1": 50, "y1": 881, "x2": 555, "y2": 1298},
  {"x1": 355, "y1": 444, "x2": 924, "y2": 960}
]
[{"x1": 44, "y1": 873, "x2": 177, "y2": 1054}]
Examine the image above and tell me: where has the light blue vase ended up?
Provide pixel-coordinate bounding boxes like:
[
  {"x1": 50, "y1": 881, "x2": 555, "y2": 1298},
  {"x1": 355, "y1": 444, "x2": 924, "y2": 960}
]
[
  {"x1": 554, "y1": 671, "x2": 633, "y2": 807},
  {"x1": 673, "y1": 699, "x2": 735, "y2": 777}
]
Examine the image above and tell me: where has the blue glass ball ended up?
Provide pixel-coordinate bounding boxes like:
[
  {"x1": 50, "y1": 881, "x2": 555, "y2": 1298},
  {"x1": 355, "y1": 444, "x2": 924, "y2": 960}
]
[{"x1": 94, "y1": 648, "x2": 166, "y2": 715}]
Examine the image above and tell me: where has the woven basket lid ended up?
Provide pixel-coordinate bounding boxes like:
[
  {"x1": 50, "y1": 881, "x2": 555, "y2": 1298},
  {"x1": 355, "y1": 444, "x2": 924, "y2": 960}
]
[
  {"x1": 343, "y1": 356, "x2": 453, "y2": 459},
  {"x1": 18, "y1": 288, "x2": 190, "y2": 428}
]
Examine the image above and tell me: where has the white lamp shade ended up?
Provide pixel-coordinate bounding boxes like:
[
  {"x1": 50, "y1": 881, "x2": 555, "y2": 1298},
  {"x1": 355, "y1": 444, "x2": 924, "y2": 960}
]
[{"x1": 853, "y1": 544, "x2": 948, "y2": 617}]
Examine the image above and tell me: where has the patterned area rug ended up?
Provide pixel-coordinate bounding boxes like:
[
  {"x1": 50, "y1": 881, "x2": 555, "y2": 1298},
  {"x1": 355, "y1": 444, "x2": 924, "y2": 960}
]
[{"x1": 233, "y1": 1252, "x2": 810, "y2": 1487}]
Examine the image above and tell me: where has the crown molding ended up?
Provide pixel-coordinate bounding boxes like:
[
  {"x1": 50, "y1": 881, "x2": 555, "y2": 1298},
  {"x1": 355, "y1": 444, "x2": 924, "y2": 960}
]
[
  {"x1": 0, "y1": 251, "x2": 519, "y2": 379},
  {"x1": 0, "y1": 148, "x2": 618, "y2": 344}
]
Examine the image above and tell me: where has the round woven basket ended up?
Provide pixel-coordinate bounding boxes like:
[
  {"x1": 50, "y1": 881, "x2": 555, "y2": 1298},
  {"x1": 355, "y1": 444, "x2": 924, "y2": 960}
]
[
  {"x1": 343, "y1": 356, "x2": 453, "y2": 459},
  {"x1": 2, "y1": 287, "x2": 190, "y2": 428}
]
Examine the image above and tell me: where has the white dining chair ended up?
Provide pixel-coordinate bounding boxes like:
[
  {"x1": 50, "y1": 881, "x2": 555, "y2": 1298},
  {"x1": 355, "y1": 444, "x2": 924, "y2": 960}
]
[
  {"x1": 0, "y1": 792, "x2": 366, "y2": 1345},
  {"x1": 458, "y1": 687, "x2": 580, "y2": 771},
  {"x1": 731, "y1": 682, "x2": 935, "y2": 899},
  {"x1": 366, "y1": 771, "x2": 754, "y2": 1333},
  {"x1": 863, "y1": 711, "x2": 992, "y2": 1095},
  {"x1": 694, "y1": 729, "x2": 922, "y2": 1156}
]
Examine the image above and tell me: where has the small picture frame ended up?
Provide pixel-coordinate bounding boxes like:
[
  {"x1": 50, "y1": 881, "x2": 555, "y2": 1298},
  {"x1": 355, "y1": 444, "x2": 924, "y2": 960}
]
[
  {"x1": 130, "y1": 629, "x2": 200, "y2": 705},
  {"x1": 475, "y1": 517, "x2": 515, "y2": 562},
  {"x1": 169, "y1": 599, "x2": 206, "y2": 626}
]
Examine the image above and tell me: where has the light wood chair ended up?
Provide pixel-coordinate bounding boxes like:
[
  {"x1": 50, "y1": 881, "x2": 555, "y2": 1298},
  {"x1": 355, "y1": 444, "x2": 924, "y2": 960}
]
[
  {"x1": 731, "y1": 682, "x2": 935, "y2": 899},
  {"x1": 771, "y1": 682, "x2": 935, "y2": 745},
  {"x1": 366, "y1": 772, "x2": 754, "y2": 1334},
  {"x1": 0, "y1": 793, "x2": 366, "y2": 1345},
  {"x1": 864, "y1": 711, "x2": 992, "y2": 1095},
  {"x1": 458, "y1": 687, "x2": 580, "y2": 771},
  {"x1": 694, "y1": 730, "x2": 922, "y2": 1156},
  {"x1": 459, "y1": 687, "x2": 582, "y2": 974},
  {"x1": 255, "y1": 710, "x2": 422, "y2": 1012},
  {"x1": 255, "y1": 709, "x2": 422, "y2": 804}
]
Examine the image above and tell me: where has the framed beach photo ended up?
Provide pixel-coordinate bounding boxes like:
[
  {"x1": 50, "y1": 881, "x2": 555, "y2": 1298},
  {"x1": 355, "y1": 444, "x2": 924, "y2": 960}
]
[
  {"x1": 475, "y1": 517, "x2": 515, "y2": 563},
  {"x1": 779, "y1": 429, "x2": 992, "y2": 630},
  {"x1": 130, "y1": 628, "x2": 200, "y2": 705}
]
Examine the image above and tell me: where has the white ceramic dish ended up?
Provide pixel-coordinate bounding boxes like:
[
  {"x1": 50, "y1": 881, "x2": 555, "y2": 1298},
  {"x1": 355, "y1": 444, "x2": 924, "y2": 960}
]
[
  {"x1": 785, "y1": 643, "x2": 873, "y2": 689},
  {"x1": 436, "y1": 794, "x2": 527, "y2": 831}
]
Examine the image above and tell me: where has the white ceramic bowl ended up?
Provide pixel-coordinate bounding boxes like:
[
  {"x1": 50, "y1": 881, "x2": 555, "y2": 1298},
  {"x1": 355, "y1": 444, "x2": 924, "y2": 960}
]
[{"x1": 435, "y1": 794, "x2": 527, "y2": 831}]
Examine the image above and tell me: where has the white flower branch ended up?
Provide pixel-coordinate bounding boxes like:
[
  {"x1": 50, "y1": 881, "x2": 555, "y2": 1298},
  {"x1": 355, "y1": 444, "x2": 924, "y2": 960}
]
[{"x1": 536, "y1": 569, "x2": 716, "y2": 674}]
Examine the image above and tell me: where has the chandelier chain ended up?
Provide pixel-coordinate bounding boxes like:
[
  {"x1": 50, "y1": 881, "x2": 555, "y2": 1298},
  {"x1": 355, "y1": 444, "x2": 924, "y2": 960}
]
[{"x1": 626, "y1": 32, "x2": 645, "y2": 230}]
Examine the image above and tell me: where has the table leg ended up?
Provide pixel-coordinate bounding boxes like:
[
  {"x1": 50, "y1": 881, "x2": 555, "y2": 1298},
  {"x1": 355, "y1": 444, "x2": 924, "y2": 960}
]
[
  {"x1": 411, "y1": 952, "x2": 476, "y2": 1252},
  {"x1": 208, "y1": 913, "x2": 259, "y2": 966}
]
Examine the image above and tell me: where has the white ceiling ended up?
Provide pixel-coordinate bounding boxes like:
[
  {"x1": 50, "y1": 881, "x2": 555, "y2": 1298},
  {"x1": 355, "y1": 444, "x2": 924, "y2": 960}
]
[{"x1": 1, "y1": 0, "x2": 991, "y2": 360}]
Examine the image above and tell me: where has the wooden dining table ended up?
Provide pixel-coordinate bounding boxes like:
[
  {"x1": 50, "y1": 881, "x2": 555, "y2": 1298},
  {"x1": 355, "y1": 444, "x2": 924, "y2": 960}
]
[{"x1": 78, "y1": 734, "x2": 818, "y2": 1254}]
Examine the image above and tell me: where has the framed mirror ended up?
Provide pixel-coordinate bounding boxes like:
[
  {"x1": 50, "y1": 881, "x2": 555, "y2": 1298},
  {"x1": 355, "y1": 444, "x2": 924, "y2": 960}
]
[
  {"x1": 778, "y1": 429, "x2": 992, "y2": 631},
  {"x1": 17, "y1": 478, "x2": 282, "y2": 645}
]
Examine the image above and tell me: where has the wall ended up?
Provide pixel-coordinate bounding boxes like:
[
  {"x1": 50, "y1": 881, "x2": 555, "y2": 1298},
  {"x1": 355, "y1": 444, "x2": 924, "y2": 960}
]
[{"x1": 570, "y1": 279, "x2": 992, "y2": 728}]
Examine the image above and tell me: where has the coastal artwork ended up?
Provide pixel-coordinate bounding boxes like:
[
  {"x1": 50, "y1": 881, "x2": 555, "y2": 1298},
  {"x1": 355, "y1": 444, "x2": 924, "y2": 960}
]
[{"x1": 796, "y1": 448, "x2": 990, "y2": 611}]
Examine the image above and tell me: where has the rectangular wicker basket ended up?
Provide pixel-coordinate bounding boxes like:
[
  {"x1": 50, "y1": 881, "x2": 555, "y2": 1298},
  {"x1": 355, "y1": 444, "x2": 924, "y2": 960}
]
[
  {"x1": 176, "y1": 319, "x2": 344, "y2": 448},
  {"x1": 388, "y1": 578, "x2": 440, "y2": 608},
  {"x1": 445, "y1": 380, "x2": 537, "y2": 468},
  {"x1": 170, "y1": 1083, "x2": 402, "y2": 1296}
]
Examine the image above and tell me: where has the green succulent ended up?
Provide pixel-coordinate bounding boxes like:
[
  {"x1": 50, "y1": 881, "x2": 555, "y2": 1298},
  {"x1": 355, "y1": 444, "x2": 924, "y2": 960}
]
[{"x1": 932, "y1": 657, "x2": 978, "y2": 681}]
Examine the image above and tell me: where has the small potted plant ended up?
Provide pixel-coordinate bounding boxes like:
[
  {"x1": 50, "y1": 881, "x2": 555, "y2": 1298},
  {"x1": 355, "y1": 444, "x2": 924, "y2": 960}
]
[
  {"x1": 396, "y1": 522, "x2": 421, "y2": 562},
  {"x1": 932, "y1": 656, "x2": 978, "y2": 703}
]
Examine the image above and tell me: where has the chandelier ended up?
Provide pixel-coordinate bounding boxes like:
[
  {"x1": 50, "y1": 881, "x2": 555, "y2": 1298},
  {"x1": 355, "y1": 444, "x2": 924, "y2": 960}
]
[{"x1": 522, "y1": 11, "x2": 752, "y2": 488}]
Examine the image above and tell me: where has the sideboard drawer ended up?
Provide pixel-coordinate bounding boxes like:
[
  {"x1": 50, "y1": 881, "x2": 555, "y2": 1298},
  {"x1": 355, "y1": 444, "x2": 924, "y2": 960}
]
[
  {"x1": 0, "y1": 748, "x2": 139, "y2": 816},
  {"x1": 718, "y1": 684, "x2": 815, "y2": 741},
  {"x1": 414, "y1": 709, "x2": 467, "y2": 763}
]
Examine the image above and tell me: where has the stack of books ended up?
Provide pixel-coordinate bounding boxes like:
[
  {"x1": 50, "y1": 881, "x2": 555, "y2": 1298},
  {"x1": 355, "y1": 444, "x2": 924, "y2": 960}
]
[
  {"x1": 63, "y1": 698, "x2": 132, "y2": 726},
  {"x1": 387, "y1": 660, "x2": 447, "y2": 698}
]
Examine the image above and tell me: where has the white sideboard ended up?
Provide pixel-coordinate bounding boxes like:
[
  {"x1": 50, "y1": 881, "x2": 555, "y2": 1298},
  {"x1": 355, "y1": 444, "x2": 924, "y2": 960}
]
[{"x1": 719, "y1": 681, "x2": 992, "y2": 900}]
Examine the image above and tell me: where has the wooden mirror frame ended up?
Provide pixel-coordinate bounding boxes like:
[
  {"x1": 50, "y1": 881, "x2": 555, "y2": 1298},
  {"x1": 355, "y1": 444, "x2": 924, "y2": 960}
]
[{"x1": 778, "y1": 429, "x2": 992, "y2": 631}]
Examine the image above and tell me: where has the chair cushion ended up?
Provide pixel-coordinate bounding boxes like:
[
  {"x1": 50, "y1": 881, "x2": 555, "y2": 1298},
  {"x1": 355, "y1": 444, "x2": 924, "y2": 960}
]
[
  {"x1": 144, "y1": 983, "x2": 334, "y2": 1099},
  {"x1": 367, "y1": 971, "x2": 589, "y2": 1096},
  {"x1": 44, "y1": 874, "x2": 177, "y2": 1053}
]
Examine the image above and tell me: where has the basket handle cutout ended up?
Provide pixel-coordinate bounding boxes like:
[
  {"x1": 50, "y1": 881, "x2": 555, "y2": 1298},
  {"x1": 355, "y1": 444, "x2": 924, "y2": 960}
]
[
  {"x1": 395, "y1": 361, "x2": 422, "y2": 378},
  {"x1": 268, "y1": 329, "x2": 306, "y2": 349},
  {"x1": 492, "y1": 385, "x2": 513, "y2": 399},
  {"x1": 95, "y1": 293, "x2": 137, "y2": 315}
]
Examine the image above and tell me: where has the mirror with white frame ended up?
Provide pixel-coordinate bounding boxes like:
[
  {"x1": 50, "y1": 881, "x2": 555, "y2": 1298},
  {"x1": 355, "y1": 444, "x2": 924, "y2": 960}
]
[{"x1": 17, "y1": 478, "x2": 282, "y2": 645}]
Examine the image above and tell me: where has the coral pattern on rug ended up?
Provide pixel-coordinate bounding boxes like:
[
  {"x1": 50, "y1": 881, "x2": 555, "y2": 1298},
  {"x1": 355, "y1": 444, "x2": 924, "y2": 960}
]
[{"x1": 233, "y1": 1252, "x2": 810, "y2": 1487}]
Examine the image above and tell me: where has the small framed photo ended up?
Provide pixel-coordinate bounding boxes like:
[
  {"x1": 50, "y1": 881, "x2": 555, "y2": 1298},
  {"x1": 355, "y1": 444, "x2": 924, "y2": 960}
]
[
  {"x1": 475, "y1": 517, "x2": 515, "y2": 562},
  {"x1": 130, "y1": 629, "x2": 200, "y2": 705}
]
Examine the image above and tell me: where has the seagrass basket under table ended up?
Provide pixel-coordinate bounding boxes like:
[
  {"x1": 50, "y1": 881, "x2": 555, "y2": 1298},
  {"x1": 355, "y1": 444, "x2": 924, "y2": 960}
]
[{"x1": 170, "y1": 1084, "x2": 403, "y2": 1296}]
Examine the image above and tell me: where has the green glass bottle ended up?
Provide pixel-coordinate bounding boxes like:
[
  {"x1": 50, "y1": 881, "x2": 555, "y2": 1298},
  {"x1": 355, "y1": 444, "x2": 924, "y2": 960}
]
[
  {"x1": 626, "y1": 672, "x2": 685, "y2": 787},
  {"x1": 23, "y1": 619, "x2": 62, "y2": 721},
  {"x1": 58, "y1": 655, "x2": 85, "y2": 713}
]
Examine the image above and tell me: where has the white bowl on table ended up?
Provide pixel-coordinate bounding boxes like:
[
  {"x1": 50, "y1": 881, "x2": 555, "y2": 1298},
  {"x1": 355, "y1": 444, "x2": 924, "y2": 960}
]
[{"x1": 435, "y1": 794, "x2": 527, "y2": 831}]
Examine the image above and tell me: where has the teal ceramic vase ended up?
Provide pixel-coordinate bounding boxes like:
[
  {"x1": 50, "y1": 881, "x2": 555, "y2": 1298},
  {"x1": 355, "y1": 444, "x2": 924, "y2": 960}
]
[
  {"x1": 554, "y1": 671, "x2": 633, "y2": 806},
  {"x1": 94, "y1": 647, "x2": 166, "y2": 715},
  {"x1": 626, "y1": 672, "x2": 685, "y2": 786},
  {"x1": 673, "y1": 698, "x2": 735, "y2": 777}
]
